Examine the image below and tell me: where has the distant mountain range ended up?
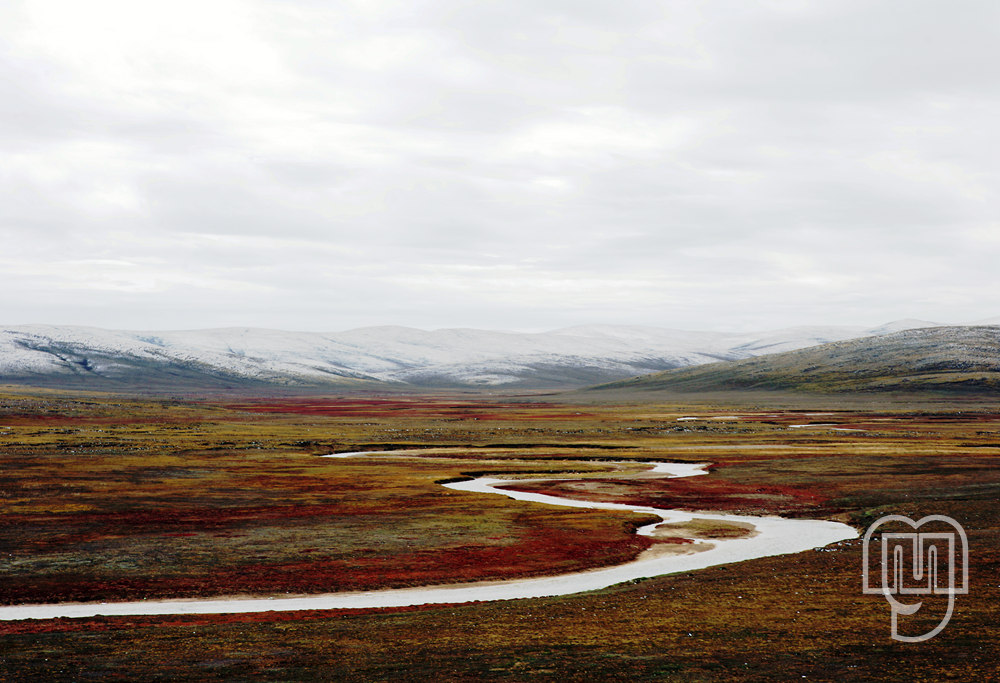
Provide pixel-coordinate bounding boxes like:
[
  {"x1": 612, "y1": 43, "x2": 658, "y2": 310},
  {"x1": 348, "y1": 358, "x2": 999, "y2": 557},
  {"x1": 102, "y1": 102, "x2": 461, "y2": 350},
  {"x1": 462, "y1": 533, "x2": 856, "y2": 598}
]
[
  {"x1": 591, "y1": 326, "x2": 1000, "y2": 395},
  {"x1": 0, "y1": 319, "x2": 963, "y2": 391}
]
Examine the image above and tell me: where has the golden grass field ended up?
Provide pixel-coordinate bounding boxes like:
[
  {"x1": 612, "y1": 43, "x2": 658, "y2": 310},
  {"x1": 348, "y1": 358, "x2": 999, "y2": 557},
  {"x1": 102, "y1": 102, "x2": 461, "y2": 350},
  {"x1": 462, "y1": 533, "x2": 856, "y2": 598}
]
[{"x1": 1, "y1": 387, "x2": 998, "y2": 681}]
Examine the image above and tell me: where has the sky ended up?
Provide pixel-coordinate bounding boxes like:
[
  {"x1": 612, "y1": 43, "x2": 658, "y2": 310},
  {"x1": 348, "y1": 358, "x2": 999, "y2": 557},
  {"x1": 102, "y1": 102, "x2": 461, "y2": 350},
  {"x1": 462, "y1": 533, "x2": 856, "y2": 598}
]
[{"x1": 2, "y1": 0, "x2": 999, "y2": 333}]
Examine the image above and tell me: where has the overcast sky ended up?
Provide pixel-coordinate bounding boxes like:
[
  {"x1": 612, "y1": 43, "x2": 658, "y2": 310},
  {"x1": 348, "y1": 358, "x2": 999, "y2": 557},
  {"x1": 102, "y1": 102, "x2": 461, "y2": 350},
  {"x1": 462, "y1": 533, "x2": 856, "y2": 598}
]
[{"x1": 2, "y1": 0, "x2": 999, "y2": 332}]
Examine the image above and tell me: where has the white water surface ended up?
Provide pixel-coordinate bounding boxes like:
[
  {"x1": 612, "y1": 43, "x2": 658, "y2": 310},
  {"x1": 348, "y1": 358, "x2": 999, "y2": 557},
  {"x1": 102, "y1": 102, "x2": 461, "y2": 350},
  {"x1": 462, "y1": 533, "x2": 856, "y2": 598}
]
[{"x1": 0, "y1": 459, "x2": 856, "y2": 621}]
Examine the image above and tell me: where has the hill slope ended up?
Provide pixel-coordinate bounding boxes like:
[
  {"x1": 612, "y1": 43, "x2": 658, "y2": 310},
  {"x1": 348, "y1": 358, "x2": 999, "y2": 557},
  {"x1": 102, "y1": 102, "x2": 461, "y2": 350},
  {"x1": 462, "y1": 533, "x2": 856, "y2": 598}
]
[
  {"x1": 591, "y1": 326, "x2": 1000, "y2": 394},
  {"x1": 0, "y1": 320, "x2": 944, "y2": 391}
]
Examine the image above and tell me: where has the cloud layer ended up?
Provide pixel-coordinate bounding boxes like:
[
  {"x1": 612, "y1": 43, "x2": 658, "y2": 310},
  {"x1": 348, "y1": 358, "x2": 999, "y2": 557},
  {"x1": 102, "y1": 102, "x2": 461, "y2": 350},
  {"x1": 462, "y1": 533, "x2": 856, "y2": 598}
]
[{"x1": 3, "y1": 0, "x2": 999, "y2": 331}]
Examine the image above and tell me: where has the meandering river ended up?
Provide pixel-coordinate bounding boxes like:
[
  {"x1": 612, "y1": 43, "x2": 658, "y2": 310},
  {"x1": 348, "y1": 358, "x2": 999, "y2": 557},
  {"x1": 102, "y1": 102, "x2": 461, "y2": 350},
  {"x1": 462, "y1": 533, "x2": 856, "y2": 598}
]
[{"x1": 0, "y1": 456, "x2": 856, "y2": 621}]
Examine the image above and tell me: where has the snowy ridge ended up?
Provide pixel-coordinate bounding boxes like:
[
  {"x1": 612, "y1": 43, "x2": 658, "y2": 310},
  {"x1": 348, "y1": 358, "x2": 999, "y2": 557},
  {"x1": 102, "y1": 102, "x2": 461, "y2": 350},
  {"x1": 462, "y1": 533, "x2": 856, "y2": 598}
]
[{"x1": 0, "y1": 319, "x2": 957, "y2": 389}]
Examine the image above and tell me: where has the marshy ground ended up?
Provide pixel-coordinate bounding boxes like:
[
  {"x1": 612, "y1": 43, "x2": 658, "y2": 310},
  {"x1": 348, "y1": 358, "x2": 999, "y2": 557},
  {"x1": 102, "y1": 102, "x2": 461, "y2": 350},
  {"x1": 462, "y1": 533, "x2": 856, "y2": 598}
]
[{"x1": 1, "y1": 388, "x2": 998, "y2": 681}]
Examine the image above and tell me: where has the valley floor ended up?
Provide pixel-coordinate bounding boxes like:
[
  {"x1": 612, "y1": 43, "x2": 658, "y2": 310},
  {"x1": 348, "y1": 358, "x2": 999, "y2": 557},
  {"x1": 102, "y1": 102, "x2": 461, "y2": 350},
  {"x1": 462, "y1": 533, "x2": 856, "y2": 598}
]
[{"x1": 1, "y1": 389, "x2": 998, "y2": 681}]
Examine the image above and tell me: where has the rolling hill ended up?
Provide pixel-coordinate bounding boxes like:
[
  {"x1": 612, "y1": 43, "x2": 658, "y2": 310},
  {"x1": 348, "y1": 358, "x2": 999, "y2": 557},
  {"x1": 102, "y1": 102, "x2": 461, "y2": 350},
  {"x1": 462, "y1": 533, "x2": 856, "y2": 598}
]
[
  {"x1": 590, "y1": 326, "x2": 1000, "y2": 395},
  {"x1": 0, "y1": 319, "x2": 960, "y2": 391}
]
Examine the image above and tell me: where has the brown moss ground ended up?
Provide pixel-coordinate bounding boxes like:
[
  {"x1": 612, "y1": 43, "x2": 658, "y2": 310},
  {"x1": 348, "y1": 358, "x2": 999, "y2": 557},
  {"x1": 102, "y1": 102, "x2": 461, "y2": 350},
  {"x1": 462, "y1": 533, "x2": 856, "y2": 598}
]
[{"x1": 1, "y1": 389, "x2": 1000, "y2": 681}]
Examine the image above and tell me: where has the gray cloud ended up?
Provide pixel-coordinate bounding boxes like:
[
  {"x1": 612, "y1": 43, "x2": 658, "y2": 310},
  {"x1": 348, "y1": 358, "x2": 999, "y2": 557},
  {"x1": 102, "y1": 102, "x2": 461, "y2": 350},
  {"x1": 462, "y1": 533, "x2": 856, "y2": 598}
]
[{"x1": 2, "y1": 0, "x2": 999, "y2": 332}]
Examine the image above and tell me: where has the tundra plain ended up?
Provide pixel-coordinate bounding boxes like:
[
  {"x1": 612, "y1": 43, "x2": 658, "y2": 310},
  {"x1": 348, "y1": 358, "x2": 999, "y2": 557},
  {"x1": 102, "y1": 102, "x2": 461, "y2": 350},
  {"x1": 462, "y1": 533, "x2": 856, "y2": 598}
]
[{"x1": 1, "y1": 389, "x2": 998, "y2": 681}]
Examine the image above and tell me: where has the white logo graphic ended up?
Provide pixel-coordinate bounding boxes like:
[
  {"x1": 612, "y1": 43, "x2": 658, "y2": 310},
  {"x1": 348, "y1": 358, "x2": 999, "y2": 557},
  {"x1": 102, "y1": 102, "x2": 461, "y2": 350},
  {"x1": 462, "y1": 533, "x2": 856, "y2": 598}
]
[{"x1": 862, "y1": 515, "x2": 968, "y2": 642}]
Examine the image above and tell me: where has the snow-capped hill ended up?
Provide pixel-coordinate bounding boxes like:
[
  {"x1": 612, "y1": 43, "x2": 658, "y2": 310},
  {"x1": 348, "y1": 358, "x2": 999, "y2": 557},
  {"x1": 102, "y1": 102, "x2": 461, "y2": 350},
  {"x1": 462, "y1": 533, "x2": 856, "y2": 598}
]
[
  {"x1": 1, "y1": 326, "x2": 386, "y2": 388},
  {"x1": 0, "y1": 319, "x2": 981, "y2": 390},
  {"x1": 726, "y1": 325, "x2": 869, "y2": 356},
  {"x1": 725, "y1": 320, "x2": 943, "y2": 357},
  {"x1": 969, "y1": 316, "x2": 1000, "y2": 326},
  {"x1": 866, "y1": 319, "x2": 941, "y2": 335},
  {"x1": 595, "y1": 326, "x2": 1000, "y2": 395}
]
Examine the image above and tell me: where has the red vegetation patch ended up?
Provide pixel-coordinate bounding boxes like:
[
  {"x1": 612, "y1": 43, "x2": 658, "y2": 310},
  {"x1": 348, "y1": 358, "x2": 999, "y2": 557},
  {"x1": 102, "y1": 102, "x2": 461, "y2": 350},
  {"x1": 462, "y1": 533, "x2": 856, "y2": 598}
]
[
  {"x1": 0, "y1": 521, "x2": 652, "y2": 605},
  {"x1": 222, "y1": 398, "x2": 590, "y2": 421},
  {"x1": 504, "y1": 475, "x2": 828, "y2": 516}
]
